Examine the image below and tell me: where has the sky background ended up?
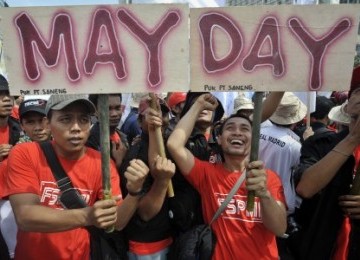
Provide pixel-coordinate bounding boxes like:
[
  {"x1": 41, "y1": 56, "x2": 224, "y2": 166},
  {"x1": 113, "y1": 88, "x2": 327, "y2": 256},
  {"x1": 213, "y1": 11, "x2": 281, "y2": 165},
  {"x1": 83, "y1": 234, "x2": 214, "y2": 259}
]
[{"x1": 5, "y1": 0, "x2": 226, "y2": 7}]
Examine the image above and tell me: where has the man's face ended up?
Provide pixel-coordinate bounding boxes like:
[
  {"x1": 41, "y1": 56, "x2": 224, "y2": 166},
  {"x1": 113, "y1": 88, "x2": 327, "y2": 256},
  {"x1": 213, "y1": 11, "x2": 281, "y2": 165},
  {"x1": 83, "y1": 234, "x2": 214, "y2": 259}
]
[
  {"x1": 21, "y1": 112, "x2": 50, "y2": 142},
  {"x1": 49, "y1": 102, "x2": 91, "y2": 159},
  {"x1": 108, "y1": 95, "x2": 122, "y2": 129},
  {"x1": 347, "y1": 89, "x2": 360, "y2": 132},
  {"x1": 217, "y1": 117, "x2": 252, "y2": 157},
  {"x1": 0, "y1": 90, "x2": 14, "y2": 118}
]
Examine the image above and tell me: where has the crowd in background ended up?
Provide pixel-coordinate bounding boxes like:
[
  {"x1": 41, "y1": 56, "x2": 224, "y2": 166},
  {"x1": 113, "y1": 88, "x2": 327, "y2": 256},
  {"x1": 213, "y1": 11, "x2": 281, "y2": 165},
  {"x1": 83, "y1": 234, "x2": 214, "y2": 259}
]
[{"x1": 0, "y1": 67, "x2": 359, "y2": 260}]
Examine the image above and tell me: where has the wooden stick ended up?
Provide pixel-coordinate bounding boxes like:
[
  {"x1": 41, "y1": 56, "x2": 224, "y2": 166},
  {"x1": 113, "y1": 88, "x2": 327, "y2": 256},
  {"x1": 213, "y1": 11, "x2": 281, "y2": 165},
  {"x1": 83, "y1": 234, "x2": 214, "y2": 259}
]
[
  {"x1": 149, "y1": 93, "x2": 174, "y2": 198},
  {"x1": 306, "y1": 92, "x2": 311, "y2": 128},
  {"x1": 350, "y1": 165, "x2": 360, "y2": 195},
  {"x1": 246, "y1": 92, "x2": 264, "y2": 212},
  {"x1": 98, "y1": 94, "x2": 114, "y2": 232}
]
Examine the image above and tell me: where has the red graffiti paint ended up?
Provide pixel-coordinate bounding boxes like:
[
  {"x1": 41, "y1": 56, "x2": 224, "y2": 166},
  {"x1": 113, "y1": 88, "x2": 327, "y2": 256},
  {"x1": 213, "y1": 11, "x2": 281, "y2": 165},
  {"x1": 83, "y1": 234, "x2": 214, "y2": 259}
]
[
  {"x1": 243, "y1": 16, "x2": 285, "y2": 77},
  {"x1": 84, "y1": 8, "x2": 126, "y2": 79},
  {"x1": 197, "y1": 12, "x2": 352, "y2": 91},
  {"x1": 198, "y1": 12, "x2": 243, "y2": 73},
  {"x1": 14, "y1": 7, "x2": 181, "y2": 88},
  {"x1": 15, "y1": 12, "x2": 80, "y2": 81},
  {"x1": 117, "y1": 8, "x2": 180, "y2": 87},
  {"x1": 289, "y1": 17, "x2": 351, "y2": 90}
]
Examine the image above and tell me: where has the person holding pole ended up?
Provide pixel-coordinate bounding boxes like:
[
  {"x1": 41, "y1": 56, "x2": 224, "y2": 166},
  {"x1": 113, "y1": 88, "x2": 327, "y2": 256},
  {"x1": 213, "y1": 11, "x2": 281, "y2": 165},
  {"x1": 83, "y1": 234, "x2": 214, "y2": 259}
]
[
  {"x1": 295, "y1": 67, "x2": 360, "y2": 260},
  {"x1": 0, "y1": 75, "x2": 22, "y2": 260},
  {"x1": 167, "y1": 93, "x2": 287, "y2": 260},
  {"x1": 0, "y1": 98, "x2": 51, "y2": 259},
  {"x1": 118, "y1": 95, "x2": 175, "y2": 259},
  {"x1": 167, "y1": 91, "x2": 284, "y2": 235},
  {"x1": 4, "y1": 94, "x2": 149, "y2": 260},
  {"x1": 87, "y1": 93, "x2": 128, "y2": 169}
]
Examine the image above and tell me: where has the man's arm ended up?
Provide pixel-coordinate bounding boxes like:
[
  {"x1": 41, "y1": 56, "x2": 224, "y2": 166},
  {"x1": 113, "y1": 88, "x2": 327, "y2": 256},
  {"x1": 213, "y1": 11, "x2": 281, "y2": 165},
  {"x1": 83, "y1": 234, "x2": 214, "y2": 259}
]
[
  {"x1": 134, "y1": 107, "x2": 175, "y2": 221},
  {"x1": 167, "y1": 93, "x2": 218, "y2": 175},
  {"x1": 137, "y1": 157, "x2": 175, "y2": 221},
  {"x1": 115, "y1": 159, "x2": 148, "y2": 230},
  {"x1": 10, "y1": 193, "x2": 118, "y2": 232},
  {"x1": 297, "y1": 134, "x2": 359, "y2": 198},
  {"x1": 246, "y1": 161, "x2": 287, "y2": 236}
]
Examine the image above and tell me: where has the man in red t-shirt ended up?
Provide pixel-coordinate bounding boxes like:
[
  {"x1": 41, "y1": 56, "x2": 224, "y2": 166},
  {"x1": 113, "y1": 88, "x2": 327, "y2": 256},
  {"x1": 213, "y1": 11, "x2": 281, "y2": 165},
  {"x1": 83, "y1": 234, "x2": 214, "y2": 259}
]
[
  {"x1": 5, "y1": 94, "x2": 149, "y2": 260},
  {"x1": 167, "y1": 93, "x2": 287, "y2": 260},
  {"x1": 87, "y1": 94, "x2": 128, "y2": 169},
  {"x1": 0, "y1": 74, "x2": 21, "y2": 260}
]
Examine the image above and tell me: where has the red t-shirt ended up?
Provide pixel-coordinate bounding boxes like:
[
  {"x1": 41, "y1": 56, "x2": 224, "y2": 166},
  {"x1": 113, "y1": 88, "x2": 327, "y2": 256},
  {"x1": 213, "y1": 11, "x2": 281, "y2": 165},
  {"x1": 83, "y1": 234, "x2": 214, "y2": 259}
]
[
  {"x1": 11, "y1": 107, "x2": 19, "y2": 120},
  {"x1": 186, "y1": 158, "x2": 285, "y2": 260},
  {"x1": 0, "y1": 125, "x2": 9, "y2": 145},
  {"x1": 110, "y1": 132, "x2": 121, "y2": 145},
  {"x1": 0, "y1": 125, "x2": 10, "y2": 198},
  {"x1": 6, "y1": 142, "x2": 122, "y2": 260},
  {"x1": 0, "y1": 158, "x2": 8, "y2": 198}
]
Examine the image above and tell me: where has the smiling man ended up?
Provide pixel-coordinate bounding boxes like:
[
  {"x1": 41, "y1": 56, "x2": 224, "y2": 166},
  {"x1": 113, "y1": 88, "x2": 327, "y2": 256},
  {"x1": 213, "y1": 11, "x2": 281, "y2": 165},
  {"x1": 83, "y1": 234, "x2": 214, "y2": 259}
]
[
  {"x1": 167, "y1": 93, "x2": 287, "y2": 260},
  {"x1": 5, "y1": 94, "x2": 148, "y2": 260}
]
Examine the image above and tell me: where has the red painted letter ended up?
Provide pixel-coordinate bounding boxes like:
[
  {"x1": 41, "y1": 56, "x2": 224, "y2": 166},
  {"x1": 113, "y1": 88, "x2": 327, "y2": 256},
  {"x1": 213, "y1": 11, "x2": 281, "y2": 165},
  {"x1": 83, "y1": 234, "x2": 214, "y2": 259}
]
[
  {"x1": 117, "y1": 8, "x2": 180, "y2": 87},
  {"x1": 84, "y1": 9, "x2": 126, "y2": 79},
  {"x1": 289, "y1": 18, "x2": 351, "y2": 90},
  {"x1": 199, "y1": 12, "x2": 243, "y2": 73},
  {"x1": 243, "y1": 17, "x2": 284, "y2": 76},
  {"x1": 15, "y1": 12, "x2": 79, "y2": 81}
]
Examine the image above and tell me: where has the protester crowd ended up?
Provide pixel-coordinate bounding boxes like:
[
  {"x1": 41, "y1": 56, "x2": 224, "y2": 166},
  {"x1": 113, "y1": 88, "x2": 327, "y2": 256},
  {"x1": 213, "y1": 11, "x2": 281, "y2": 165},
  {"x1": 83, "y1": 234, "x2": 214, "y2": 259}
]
[{"x1": 0, "y1": 67, "x2": 360, "y2": 260}]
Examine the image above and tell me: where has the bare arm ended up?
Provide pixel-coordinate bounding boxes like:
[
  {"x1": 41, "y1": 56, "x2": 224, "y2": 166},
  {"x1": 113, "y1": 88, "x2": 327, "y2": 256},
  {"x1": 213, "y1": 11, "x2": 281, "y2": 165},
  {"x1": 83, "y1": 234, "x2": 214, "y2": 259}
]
[
  {"x1": 115, "y1": 194, "x2": 142, "y2": 230},
  {"x1": 261, "y1": 92, "x2": 284, "y2": 122},
  {"x1": 296, "y1": 136, "x2": 357, "y2": 198},
  {"x1": 167, "y1": 93, "x2": 218, "y2": 175},
  {"x1": 115, "y1": 159, "x2": 149, "y2": 230},
  {"x1": 137, "y1": 157, "x2": 175, "y2": 221},
  {"x1": 10, "y1": 193, "x2": 118, "y2": 232},
  {"x1": 246, "y1": 161, "x2": 287, "y2": 236},
  {"x1": 260, "y1": 196, "x2": 287, "y2": 236},
  {"x1": 135, "y1": 108, "x2": 175, "y2": 221}
]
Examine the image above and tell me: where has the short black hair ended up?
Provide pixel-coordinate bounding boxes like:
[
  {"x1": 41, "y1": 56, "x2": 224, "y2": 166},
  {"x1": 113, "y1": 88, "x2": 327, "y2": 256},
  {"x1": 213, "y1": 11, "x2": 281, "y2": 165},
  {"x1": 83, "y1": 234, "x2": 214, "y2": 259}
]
[
  {"x1": 218, "y1": 113, "x2": 252, "y2": 135},
  {"x1": 88, "y1": 93, "x2": 122, "y2": 107},
  {"x1": 310, "y1": 96, "x2": 334, "y2": 120}
]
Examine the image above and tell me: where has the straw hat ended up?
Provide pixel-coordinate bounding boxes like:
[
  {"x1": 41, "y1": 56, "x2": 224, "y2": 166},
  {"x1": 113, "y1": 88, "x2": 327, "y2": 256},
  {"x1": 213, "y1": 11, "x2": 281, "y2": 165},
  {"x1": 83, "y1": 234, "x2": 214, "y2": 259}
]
[
  {"x1": 328, "y1": 100, "x2": 350, "y2": 126},
  {"x1": 269, "y1": 92, "x2": 307, "y2": 125},
  {"x1": 233, "y1": 95, "x2": 254, "y2": 112}
]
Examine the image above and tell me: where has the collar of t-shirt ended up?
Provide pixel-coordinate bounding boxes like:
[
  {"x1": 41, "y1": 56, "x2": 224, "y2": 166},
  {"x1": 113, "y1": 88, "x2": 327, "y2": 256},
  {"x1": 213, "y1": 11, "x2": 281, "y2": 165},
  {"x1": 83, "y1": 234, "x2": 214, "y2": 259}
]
[{"x1": 110, "y1": 132, "x2": 121, "y2": 145}]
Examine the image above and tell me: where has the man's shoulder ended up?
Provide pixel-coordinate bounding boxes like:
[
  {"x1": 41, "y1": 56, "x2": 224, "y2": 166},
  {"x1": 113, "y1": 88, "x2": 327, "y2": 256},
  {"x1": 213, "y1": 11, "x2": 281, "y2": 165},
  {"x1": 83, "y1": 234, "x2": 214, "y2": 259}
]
[
  {"x1": 193, "y1": 157, "x2": 221, "y2": 172},
  {"x1": 304, "y1": 128, "x2": 340, "y2": 146},
  {"x1": 85, "y1": 146, "x2": 102, "y2": 158},
  {"x1": 8, "y1": 142, "x2": 40, "y2": 164},
  {"x1": 13, "y1": 141, "x2": 38, "y2": 152}
]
